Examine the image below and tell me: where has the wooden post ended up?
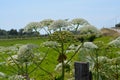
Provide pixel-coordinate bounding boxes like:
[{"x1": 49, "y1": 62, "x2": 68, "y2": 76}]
[{"x1": 74, "y1": 62, "x2": 91, "y2": 80}]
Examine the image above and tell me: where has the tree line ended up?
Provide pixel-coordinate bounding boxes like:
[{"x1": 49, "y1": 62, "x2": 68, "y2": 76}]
[{"x1": 0, "y1": 28, "x2": 39, "y2": 39}]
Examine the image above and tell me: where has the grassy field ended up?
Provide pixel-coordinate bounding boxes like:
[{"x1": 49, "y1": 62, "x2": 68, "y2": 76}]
[
  {"x1": 0, "y1": 37, "x2": 78, "y2": 80},
  {"x1": 0, "y1": 36, "x2": 120, "y2": 80}
]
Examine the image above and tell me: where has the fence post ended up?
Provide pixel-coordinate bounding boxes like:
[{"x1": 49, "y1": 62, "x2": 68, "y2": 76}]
[{"x1": 74, "y1": 62, "x2": 91, "y2": 80}]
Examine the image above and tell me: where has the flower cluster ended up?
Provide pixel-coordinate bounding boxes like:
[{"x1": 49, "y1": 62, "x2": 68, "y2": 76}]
[
  {"x1": 49, "y1": 19, "x2": 69, "y2": 30},
  {"x1": 8, "y1": 75, "x2": 25, "y2": 80},
  {"x1": 40, "y1": 19, "x2": 54, "y2": 27},
  {"x1": 83, "y1": 42, "x2": 98, "y2": 49},
  {"x1": 54, "y1": 60, "x2": 71, "y2": 72},
  {"x1": 0, "y1": 72, "x2": 6, "y2": 78},
  {"x1": 17, "y1": 44, "x2": 37, "y2": 63},
  {"x1": 71, "y1": 18, "x2": 90, "y2": 25},
  {"x1": 79, "y1": 25, "x2": 100, "y2": 36},
  {"x1": 50, "y1": 31, "x2": 74, "y2": 43},
  {"x1": 6, "y1": 44, "x2": 38, "y2": 65},
  {"x1": 108, "y1": 37, "x2": 120, "y2": 48},
  {"x1": 79, "y1": 42, "x2": 98, "y2": 61},
  {"x1": 42, "y1": 41, "x2": 60, "y2": 48},
  {"x1": 24, "y1": 22, "x2": 41, "y2": 32}
]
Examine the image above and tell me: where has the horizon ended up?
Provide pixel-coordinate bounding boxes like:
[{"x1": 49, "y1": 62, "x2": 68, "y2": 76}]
[{"x1": 0, "y1": 0, "x2": 120, "y2": 31}]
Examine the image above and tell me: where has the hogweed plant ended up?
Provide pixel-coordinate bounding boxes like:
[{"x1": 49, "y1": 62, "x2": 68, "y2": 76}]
[
  {"x1": 42, "y1": 19, "x2": 84, "y2": 80},
  {"x1": 76, "y1": 37, "x2": 120, "y2": 80},
  {"x1": 0, "y1": 44, "x2": 52, "y2": 80}
]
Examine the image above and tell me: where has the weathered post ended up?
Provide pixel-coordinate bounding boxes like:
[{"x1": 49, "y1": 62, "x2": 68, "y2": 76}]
[{"x1": 74, "y1": 62, "x2": 91, "y2": 80}]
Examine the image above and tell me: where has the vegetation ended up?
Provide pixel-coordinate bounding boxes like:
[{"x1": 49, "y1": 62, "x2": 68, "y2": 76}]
[{"x1": 0, "y1": 18, "x2": 120, "y2": 80}]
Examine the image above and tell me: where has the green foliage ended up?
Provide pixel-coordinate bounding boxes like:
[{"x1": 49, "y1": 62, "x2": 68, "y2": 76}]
[{"x1": 76, "y1": 34, "x2": 96, "y2": 42}]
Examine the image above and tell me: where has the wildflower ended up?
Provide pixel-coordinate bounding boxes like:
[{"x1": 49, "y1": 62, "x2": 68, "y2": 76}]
[
  {"x1": 0, "y1": 62, "x2": 5, "y2": 66},
  {"x1": 79, "y1": 25, "x2": 100, "y2": 37},
  {"x1": 49, "y1": 19, "x2": 69, "y2": 30},
  {"x1": 6, "y1": 55, "x2": 18, "y2": 65},
  {"x1": 116, "y1": 36, "x2": 120, "y2": 40},
  {"x1": 108, "y1": 39, "x2": 120, "y2": 48},
  {"x1": 83, "y1": 42, "x2": 98, "y2": 49},
  {"x1": 17, "y1": 44, "x2": 37, "y2": 63},
  {"x1": 66, "y1": 44, "x2": 80, "y2": 53},
  {"x1": 79, "y1": 42, "x2": 98, "y2": 61},
  {"x1": 8, "y1": 75, "x2": 24, "y2": 80},
  {"x1": 40, "y1": 19, "x2": 54, "y2": 27},
  {"x1": 0, "y1": 72, "x2": 6, "y2": 78},
  {"x1": 24, "y1": 22, "x2": 42, "y2": 32},
  {"x1": 71, "y1": 18, "x2": 90, "y2": 25},
  {"x1": 42, "y1": 41, "x2": 60, "y2": 48},
  {"x1": 55, "y1": 60, "x2": 71, "y2": 72}
]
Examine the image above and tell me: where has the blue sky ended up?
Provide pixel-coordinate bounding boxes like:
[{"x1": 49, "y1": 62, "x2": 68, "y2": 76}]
[{"x1": 0, "y1": 0, "x2": 120, "y2": 30}]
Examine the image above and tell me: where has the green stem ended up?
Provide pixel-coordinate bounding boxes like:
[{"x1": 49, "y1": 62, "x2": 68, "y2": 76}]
[
  {"x1": 96, "y1": 49, "x2": 99, "y2": 80},
  {"x1": 61, "y1": 42, "x2": 65, "y2": 80},
  {"x1": 116, "y1": 63, "x2": 118, "y2": 80},
  {"x1": 66, "y1": 43, "x2": 83, "y2": 65}
]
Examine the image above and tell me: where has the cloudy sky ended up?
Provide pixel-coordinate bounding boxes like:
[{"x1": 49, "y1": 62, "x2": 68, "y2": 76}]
[{"x1": 0, "y1": 0, "x2": 120, "y2": 30}]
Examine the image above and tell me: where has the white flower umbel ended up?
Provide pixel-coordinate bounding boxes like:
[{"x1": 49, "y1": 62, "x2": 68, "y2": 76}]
[
  {"x1": 17, "y1": 44, "x2": 37, "y2": 63},
  {"x1": 49, "y1": 19, "x2": 69, "y2": 31},
  {"x1": 79, "y1": 42, "x2": 98, "y2": 61},
  {"x1": 0, "y1": 72, "x2": 6, "y2": 78},
  {"x1": 83, "y1": 42, "x2": 98, "y2": 49},
  {"x1": 24, "y1": 22, "x2": 42, "y2": 32},
  {"x1": 71, "y1": 18, "x2": 90, "y2": 25},
  {"x1": 116, "y1": 36, "x2": 120, "y2": 40},
  {"x1": 79, "y1": 25, "x2": 100, "y2": 37},
  {"x1": 42, "y1": 41, "x2": 60, "y2": 48},
  {"x1": 108, "y1": 39, "x2": 120, "y2": 48},
  {"x1": 66, "y1": 44, "x2": 80, "y2": 53},
  {"x1": 40, "y1": 19, "x2": 54, "y2": 27}
]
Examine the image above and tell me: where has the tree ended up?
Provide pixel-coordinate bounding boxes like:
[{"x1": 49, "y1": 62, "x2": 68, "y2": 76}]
[
  {"x1": 18, "y1": 28, "x2": 24, "y2": 36},
  {"x1": 8, "y1": 29, "x2": 18, "y2": 36},
  {"x1": 0, "y1": 29, "x2": 7, "y2": 36}
]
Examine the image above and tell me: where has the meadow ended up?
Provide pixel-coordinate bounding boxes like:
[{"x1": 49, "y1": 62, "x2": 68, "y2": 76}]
[
  {"x1": 0, "y1": 35, "x2": 120, "y2": 80},
  {"x1": 0, "y1": 37, "x2": 80, "y2": 80},
  {"x1": 0, "y1": 18, "x2": 120, "y2": 80}
]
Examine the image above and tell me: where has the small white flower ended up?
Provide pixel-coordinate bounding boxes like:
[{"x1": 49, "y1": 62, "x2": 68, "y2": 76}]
[
  {"x1": 54, "y1": 60, "x2": 70, "y2": 71},
  {"x1": 8, "y1": 75, "x2": 24, "y2": 80},
  {"x1": 98, "y1": 56, "x2": 108, "y2": 63}
]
